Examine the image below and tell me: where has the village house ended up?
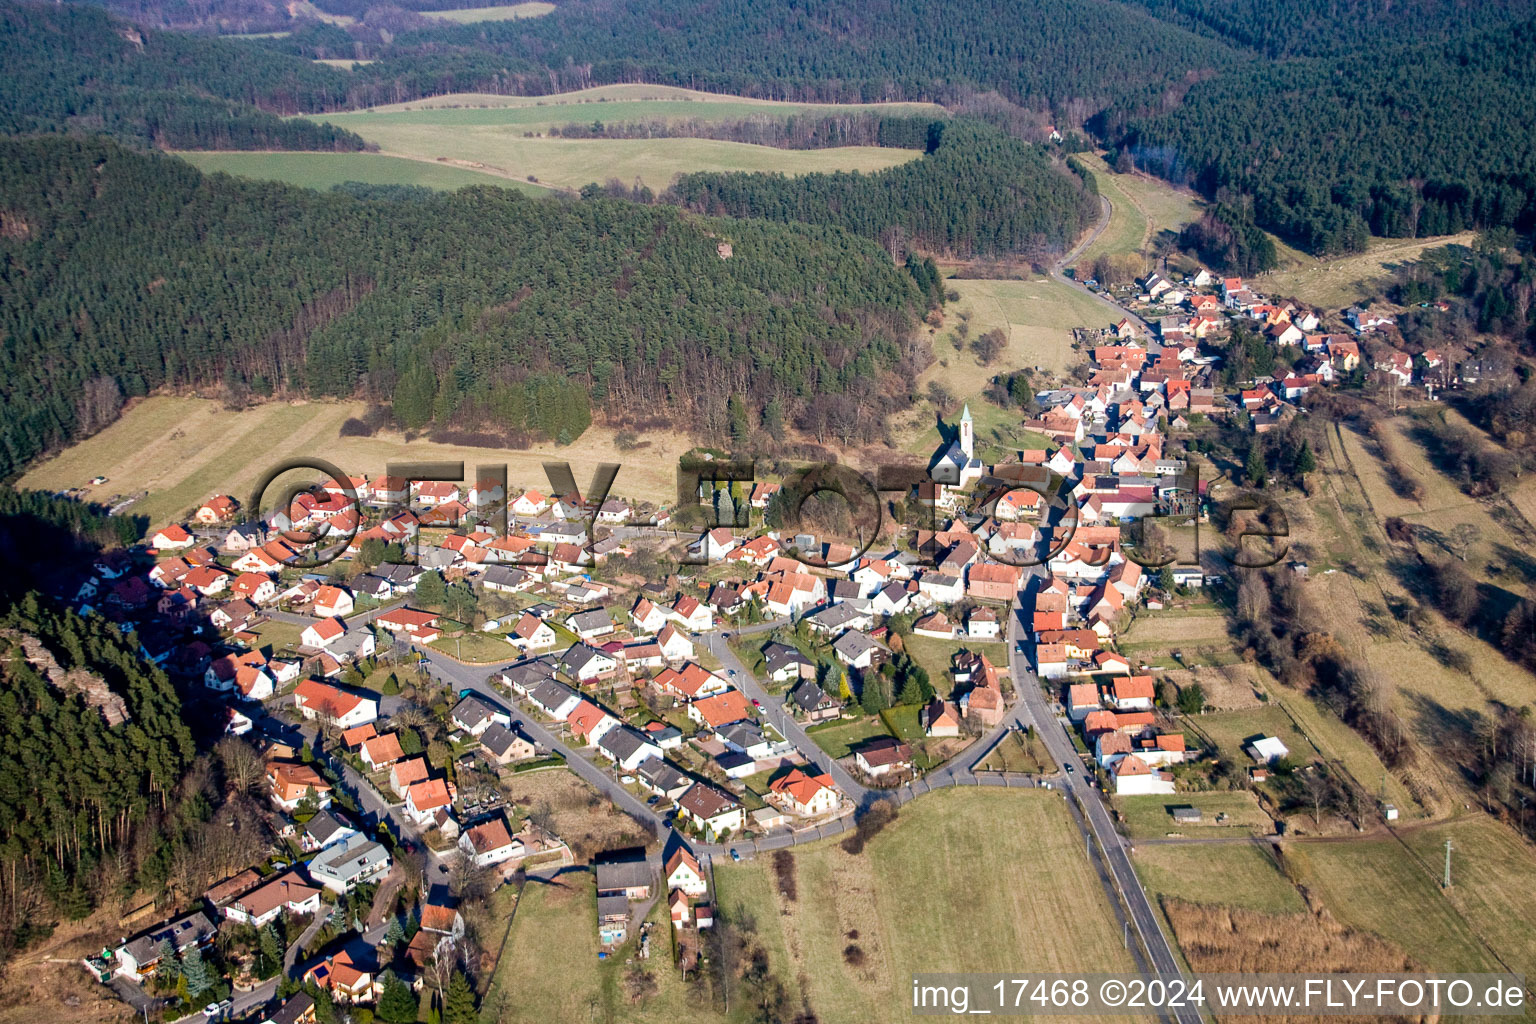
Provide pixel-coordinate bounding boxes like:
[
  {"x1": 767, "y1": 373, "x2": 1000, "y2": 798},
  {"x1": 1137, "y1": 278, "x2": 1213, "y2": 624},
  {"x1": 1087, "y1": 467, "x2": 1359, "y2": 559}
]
[
  {"x1": 359, "y1": 732, "x2": 404, "y2": 771},
  {"x1": 113, "y1": 911, "x2": 217, "y2": 982},
  {"x1": 658, "y1": 847, "x2": 706, "y2": 899},
  {"x1": 308, "y1": 834, "x2": 391, "y2": 894},
  {"x1": 768, "y1": 767, "x2": 840, "y2": 817},
  {"x1": 478, "y1": 722, "x2": 538, "y2": 766},
  {"x1": 854, "y1": 736, "x2": 914, "y2": 777},
  {"x1": 293, "y1": 679, "x2": 378, "y2": 729},
  {"x1": 920, "y1": 698, "x2": 962, "y2": 738},
  {"x1": 676, "y1": 783, "x2": 746, "y2": 839},
  {"x1": 267, "y1": 761, "x2": 332, "y2": 811},
  {"x1": 459, "y1": 817, "x2": 523, "y2": 868},
  {"x1": 224, "y1": 871, "x2": 321, "y2": 927}
]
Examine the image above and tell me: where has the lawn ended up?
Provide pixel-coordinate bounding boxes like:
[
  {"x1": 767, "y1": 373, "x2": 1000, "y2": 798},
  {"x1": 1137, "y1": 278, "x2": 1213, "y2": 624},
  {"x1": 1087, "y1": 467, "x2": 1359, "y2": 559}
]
[
  {"x1": 896, "y1": 275, "x2": 1119, "y2": 453},
  {"x1": 296, "y1": 111, "x2": 923, "y2": 191},
  {"x1": 175, "y1": 151, "x2": 548, "y2": 194},
  {"x1": 805, "y1": 716, "x2": 893, "y2": 760},
  {"x1": 895, "y1": 634, "x2": 973, "y2": 689},
  {"x1": 713, "y1": 788, "x2": 1151, "y2": 1023},
  {"x1": 1075, "y1": 154, "x2": 1202, "y2": 266},
  {"x1": 974, "y1": 729, "x2": 1055, "y2": 773},
  {"x1": 1132, "y1": 841, "x2": 1305, "y2": 915},
  {"x1": 1114, "y1": 791, "x2": 1273, "y2": 839},
  {"x1": 429, "y1": 630, "x2": 518, "y2": 665},
  {"x1": 19, "y1": 396, "x2": 690, "y2": 529},
  {"x1": 420, "y1": 1, "x2": 554, "y2": 21},
  {"x1": 1398, "y1": 816, "x2": 1536, "y2": 980},
  {"x1": 1186, "y1": 705, "x2": 1318, "y2": 766}
]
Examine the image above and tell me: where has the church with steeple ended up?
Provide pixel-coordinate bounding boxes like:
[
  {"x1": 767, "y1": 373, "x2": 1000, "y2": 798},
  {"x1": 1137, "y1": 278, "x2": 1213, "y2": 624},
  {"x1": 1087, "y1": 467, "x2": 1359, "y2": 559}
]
[{"x1": 930, "y1": 404, "x2": 985, "y2": 488}]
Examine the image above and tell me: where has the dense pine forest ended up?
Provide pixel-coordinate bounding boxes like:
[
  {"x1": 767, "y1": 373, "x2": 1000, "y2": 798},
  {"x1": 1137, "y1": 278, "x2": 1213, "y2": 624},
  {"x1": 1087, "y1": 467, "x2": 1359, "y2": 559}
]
[
  {"x1": 1122, "y1": 0, "x2": 1536, "y2": 57},
  {"x1": 0, "y1": 594, "x2": 196, "y2": 945},
  {"x1": 1123, "y1": 19, "x2": 1536, "y2": 253},
  {"x1": 329, "y1": 0, "x2": 1239, "y2": 113},
  {"x1": 0, "y1": 2, "x2": 363, "y2": 149},
  {"x1": 13, "y1": 0, "x2": 1536, "y2": 261},
  {"x1": 666, "y1": 121, "x2": 1100, "y2": 259},
  {"x1": 0, "y1": 136, "x2": 927, "y2": 479}
]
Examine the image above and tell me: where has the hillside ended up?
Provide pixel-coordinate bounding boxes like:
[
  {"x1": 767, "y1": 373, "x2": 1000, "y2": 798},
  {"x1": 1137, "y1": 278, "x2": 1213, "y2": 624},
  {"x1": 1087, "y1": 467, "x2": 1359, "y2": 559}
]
[
  {"x1": 667, "y1": 120, "x2": 1100, "y2": 258},
  {"x1": 0, "y1": 593, "x2": 196, "y2": 948},
  {"x1": 0, "y1": 135, "x2": 927, "y2": 479},
  {"x1": 1123, "y1": 0, "x2": 1536, "y2": 57},
  {"x1": 1123, "y1": 19, "x2": 1536, "y2": 252},
  {"x1": 0, "y1": 2, "x2": 363, "y2": 149},
  {"x1": 313, "y1": 0, "x2": 1242, "y2": 112}
]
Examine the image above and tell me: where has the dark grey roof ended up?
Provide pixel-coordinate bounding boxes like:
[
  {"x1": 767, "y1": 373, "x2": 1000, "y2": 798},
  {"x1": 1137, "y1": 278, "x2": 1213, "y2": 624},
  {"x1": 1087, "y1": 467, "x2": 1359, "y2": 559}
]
[
  {"x1": 268, "y1": 994, "x2": 316, "y2": 1024},
  {"x1": 568, "y1": 607, "x2": 613, "y2": 633},
  {"x1": 383, "y1": 564, "x2": 426, "y2": 585},
  {"x1": 303, "y1": 810, "x2": 351, "y2": 847},
  {"x1": 809, "y1": 603, "x2": 865, "y2": 629},
  {"x1": 451, "y1": 695, "x2": 500, "y2": 729},
  {"x1": 503, "y1": 657, "x2": 559, "y2": 692},
  {"x1": 354, "y1": 573, "x2": 393, "y2": 597},
  {"x1": 598, "y1": 725, "x2": 656, "y2": 762},
  {"x1": 763, "y1": 642, "x2": 811, "y2": 674},
  {"x1": 827, "y1": 580, "x2": 863, "y2": 601},
  {"x1": 479, "y1": 722, "x2": 529, "y2": 759},
  {"x1": 594, "y1": 857, "x2": 653, "y2": 894},
  {"x1": 596, "y1": 894, "x2": 631, "y2": 921},
  {"x1": 636, "y1": 756, "x2": 690, "y2": 793},
  {"x1": 480, "y1": 565, "x2": 529, "y2": 588},
  {"x1": 716, "y1": 750, "x2": 754, "y2": 773},
  {"x1": 833, "y1": 630, "x2": 881, "y2": 660},
  {"x1": 528, "y1": 678, "x2": 579, "y2": 712},
  {"x1": 790, "y1": 679, "x2": 833, "y2": 712},
  {"x1": 717, "y1": 720, "x2": 766, "y2": 750},
  {"x1": 561, "y1": 643, "x2": 610, "y2": 674},
  {"x1": 119, "y1": 910, "x2": 216, "y2": 968}
]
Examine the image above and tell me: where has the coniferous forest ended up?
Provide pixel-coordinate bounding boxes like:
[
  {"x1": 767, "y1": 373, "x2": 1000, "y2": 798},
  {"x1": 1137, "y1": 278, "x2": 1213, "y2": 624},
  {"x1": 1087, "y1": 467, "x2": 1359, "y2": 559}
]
[
  {"x1": 0, "y1": 136, "x2": 928, "y2": 480},
  {"x1": 666, "y1": 121, "x2": 1101, "y2": 259}
]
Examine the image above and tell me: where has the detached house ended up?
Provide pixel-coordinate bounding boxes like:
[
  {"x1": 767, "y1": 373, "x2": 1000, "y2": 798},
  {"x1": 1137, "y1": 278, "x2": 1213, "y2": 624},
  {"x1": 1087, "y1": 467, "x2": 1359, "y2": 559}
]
[{"x1": 767, "y1": 767, "x2": 839, "y2": 817}]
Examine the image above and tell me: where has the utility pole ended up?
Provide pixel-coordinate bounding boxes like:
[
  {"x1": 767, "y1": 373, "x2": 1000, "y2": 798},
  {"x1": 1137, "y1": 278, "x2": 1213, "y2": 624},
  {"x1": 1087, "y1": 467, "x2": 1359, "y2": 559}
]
[{"x1": 1443, "y1": 840, "x2": 1454, "y2": 889}]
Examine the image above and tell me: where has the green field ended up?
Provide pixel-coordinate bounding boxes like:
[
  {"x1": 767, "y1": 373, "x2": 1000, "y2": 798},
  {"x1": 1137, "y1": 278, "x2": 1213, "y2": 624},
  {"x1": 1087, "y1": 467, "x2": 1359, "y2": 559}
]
[
  {"x1": 176, "y1": 151, "x2": 548, "y2": 193},
  {"x1": 1186, "y1": 705, "x2": 1318, "y2": 765},
  {"x1": 421, "y1": 1, "x2": 554, "y2": 21},
  {"x1": 899, "y1": 274, "x2": 1116, "y2": 454},
  {"x1": 713, "y1": 789, "x2": 1150, "y2": 1022},
  {"x1": 1133, "y1": 840, "x2": 1305, "y2": 915},
  {"x1": 291, "y1": 127, "x2": 920, "y2": 192},
  {"x1": 1260, "y1": 231, "x2": 1477, "y2": 309},
  {"x1": 1398, "y1": 817, "x2": 1536, "y2": 979},
  {"x1": 1075, "y1": 153, "x2": 1201, "y2": 270},
  {"x1": 333, "y1": 83, "x2": 945, "y2": 124},
  {"x1": 486, "y1": 872, "x2": 720, "y2": 1024}
]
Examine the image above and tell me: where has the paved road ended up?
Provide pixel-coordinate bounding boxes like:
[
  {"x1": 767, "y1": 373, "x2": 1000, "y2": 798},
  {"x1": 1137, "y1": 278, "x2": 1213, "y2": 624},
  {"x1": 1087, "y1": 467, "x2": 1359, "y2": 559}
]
[
  {"x1": 404, "y1": 600, "x2": 1197, "y2": 1020},
  {"x1": 1006, "y1": 595, "x2": 1201, "y2": 1024},
  {"x1": 1047, "y1": 193, "x2": 1154, "y2": 335},
  {"x1": 701, "y1": 623, "x2": 870, "y2": 804},
  {"x1": 265, "y1": 599, "x2": 404, "y2": 629}
]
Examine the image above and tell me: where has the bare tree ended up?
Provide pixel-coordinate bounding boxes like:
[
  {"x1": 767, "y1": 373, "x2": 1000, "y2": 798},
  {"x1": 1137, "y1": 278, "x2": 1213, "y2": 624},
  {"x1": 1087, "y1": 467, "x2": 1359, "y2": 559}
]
[{"x1": 216, "y1": 737, "x2": 265, "y2": 795}]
